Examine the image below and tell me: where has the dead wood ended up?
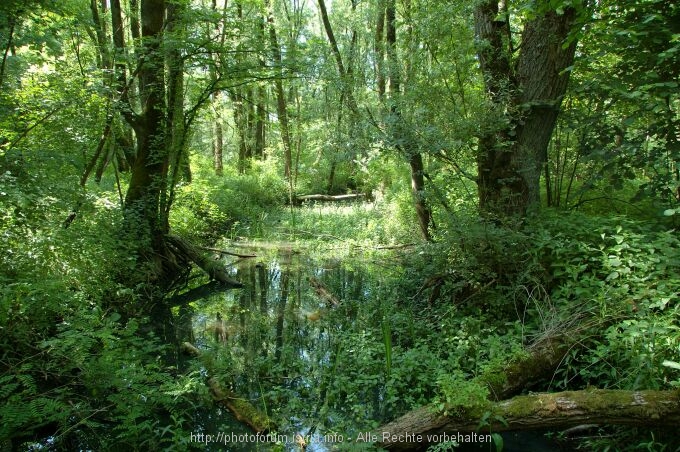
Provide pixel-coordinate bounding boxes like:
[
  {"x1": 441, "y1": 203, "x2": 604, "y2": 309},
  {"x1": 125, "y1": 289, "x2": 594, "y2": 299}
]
[
  {"x1": 374, "y1": 243, "x2": 416, "y2": 250},
  {"x1": 181, "y1": 342, "x2": 274, "y2": 433},
  {"x1": 295, "y1": 193, "x2": 364, "y2": 203},
  {"x1": 208, "y1": 378, "x2": 272, "y2": 433},
  {"x1": 483, "y1": 334, "x2": 570, "y2": 401},
  {"x1": 308, "y1": 276, "x2": 340, "y2": 307},
  {"x1": 376, "y1": 389, "x2": 680, "y2": 450},
  {"x1": 199, "y1": 245, "x2": 257, "y2": 258},
  {"x1": 166, "y1": 234, "x2": 243, "y2": 287}
]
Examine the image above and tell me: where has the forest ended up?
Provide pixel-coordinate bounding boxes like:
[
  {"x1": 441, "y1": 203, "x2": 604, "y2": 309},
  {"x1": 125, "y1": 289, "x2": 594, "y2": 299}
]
[{"x1": 1, "y1": 0, "x2": 679, "y2": 450}]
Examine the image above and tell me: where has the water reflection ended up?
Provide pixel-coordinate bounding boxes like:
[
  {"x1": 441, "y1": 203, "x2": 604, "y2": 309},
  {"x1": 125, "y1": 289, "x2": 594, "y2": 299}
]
[{"x1": 178, "y1": 245, "x2": 383, "y2": 450}]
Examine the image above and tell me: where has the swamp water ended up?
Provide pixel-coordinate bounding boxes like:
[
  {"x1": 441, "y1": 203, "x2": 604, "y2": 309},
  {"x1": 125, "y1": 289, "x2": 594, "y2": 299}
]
[
  {"x1": 173, "y1": 243, "x2": 403, "y2": 451},
  {"x1": 170, "y1": 243, "x2": 563, "y2": 452}
]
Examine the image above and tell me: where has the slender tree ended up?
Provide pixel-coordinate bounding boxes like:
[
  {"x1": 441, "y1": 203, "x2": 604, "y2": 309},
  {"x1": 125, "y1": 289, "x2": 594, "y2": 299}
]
[
  {"x1": 384, "y1": 0, "x2": 432, "y2": 241},
  {"x1": 266, "y1": 0, "x2": 293, "y2": 181}
]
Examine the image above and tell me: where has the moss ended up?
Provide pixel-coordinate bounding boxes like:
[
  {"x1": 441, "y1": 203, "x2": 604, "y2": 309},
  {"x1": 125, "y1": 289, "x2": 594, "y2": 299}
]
[
  {"x1": 496, "y1": 394, "x2": 539, "y2": 419},
  {"x1": 477, "y1": 365, "x2": 508, "y2": 396},
  {"x1": 231, "y1": 398, "x2": 273, "y2": 432},
  {"x1": 439, "y1": 377, "x2": 493, "y2": 418}
]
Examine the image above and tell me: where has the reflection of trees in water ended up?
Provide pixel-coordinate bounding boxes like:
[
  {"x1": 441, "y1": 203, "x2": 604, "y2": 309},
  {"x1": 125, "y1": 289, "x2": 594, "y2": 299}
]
[{"x1": 186, "y1": 253, "x2": 379, "y2": 434}]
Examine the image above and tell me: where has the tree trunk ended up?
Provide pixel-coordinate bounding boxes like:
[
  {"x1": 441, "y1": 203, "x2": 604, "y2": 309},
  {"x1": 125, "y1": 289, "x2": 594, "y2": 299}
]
[
  {"x1": 475, "y1": 1, "x2": 580, "y2": 217},
  {"x1": 254, "y1": 85, "x2": 266, "y2": 159},
  {"x1": 317, "y1": 0, "x2": 359, "y2": 115},
  {"x1": 266, "y1": 0, "x2": 293, "y2": 180},
  {"x1": 124, "y1": 0, "x2": 166, "y2": 253},
  {"x1": 385, "y1": 0, "x2": 432, "y2": 241},
  {"x1": 409, "y1": 153, "x2": 431, "y2": 241},
  {"x1": 374, "y1": 0, "x2": 386, "y2": 101},
  {"x1": 376, "y1": 389, "x2": 680, "y2": 450},
  {"x1": 213, "y1": 91, "x2": 224, "y2": 175}
]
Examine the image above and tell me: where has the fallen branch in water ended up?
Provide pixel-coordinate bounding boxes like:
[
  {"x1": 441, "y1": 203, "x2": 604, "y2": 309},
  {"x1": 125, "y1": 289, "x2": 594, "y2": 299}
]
[
  {"x1": 166, "y1": 234, "x2": 243, "y2": 287},
  {"x1": 199, "y1": 245, "x2": 257, "y2": 258},
  {"x1": 308, "y1": 277, "x2": 340, "y2": 307},
  {"x1": 181, "y1": 342, "x2": 274, "y2": 433}
]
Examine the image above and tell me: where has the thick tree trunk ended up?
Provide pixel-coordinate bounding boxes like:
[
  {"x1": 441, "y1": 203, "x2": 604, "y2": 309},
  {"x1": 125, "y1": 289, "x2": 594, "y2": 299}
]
[
  {"x1": 376, "y1": 389, "x2": 680, "y2": 450},
  {"x1": 475, "y1": 1, "x2": 579, "y2": 217},
  {"x1": 124, "y1": 0, "x2": 167, "y2": 258}
]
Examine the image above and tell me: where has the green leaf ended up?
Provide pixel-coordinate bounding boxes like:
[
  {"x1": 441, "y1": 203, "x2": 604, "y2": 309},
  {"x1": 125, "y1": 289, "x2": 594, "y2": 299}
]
[
  {"x1": 492, "y1": 433, "x2": 504, "y2": 452},
  {"x1": 662, "y1": 360, "x2": 680, "y2": 370}
]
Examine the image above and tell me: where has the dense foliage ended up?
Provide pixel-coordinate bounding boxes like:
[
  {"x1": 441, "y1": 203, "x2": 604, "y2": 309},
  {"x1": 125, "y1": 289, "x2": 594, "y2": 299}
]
[{"x1": 1, "y1": 0, "x2": 679, "y2": 450}]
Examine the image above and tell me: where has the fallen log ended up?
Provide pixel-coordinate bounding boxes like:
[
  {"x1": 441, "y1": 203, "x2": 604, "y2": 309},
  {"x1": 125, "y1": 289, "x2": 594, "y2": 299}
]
[
  {"x1": 181, "y1": 342, "x2": 274, "y2": 433},
  {"x1": 481, "y1": 334, "x2": 570, "y2": 400},
  {"x1": 295, "y1": 193, "x2": 365, "y2": 203},
  {"x1": 308, "y1": 276, "x2": 340, "y2": 307},
  {"x1": 376, "y1": 389, "x2": 680, "y2": 450},
  {"x1": 374, "y1": 243, "x2": 416, "y2": 250},
  {"x1": 166, "y1": 234, "x2": 243, "y2": 287},
  {"x1": 208, "y1": 378, "x2": 272, "y2": 433}
]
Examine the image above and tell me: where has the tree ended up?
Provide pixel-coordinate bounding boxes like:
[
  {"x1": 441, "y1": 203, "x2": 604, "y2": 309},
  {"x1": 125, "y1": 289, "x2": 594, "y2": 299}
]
[
  {"x1": 474, "y1": 0, "x2": 584, "y2": 217},
  {"x1": 266, "y1": 0, "x2": 293, "y2": 181},
  {"x1": 547, "y1": 0, "x2": 680, "y2": 212},
  {"x1": 383, "y1": 0, "x2": 432, "y2": 240}
]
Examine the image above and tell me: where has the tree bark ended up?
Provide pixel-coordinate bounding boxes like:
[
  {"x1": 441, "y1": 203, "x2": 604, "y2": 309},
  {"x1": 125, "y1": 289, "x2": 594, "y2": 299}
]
[
  {"x1": 0, "y1": 15, "x2": 16, "y2": 87},
  {"x1": 124, "y1": 0, "x2": 167, "y2": 258},
  {"x1": 254, "y1": 85, "x2": 266, "y2": 159},
  {"x1": 212, "y1": 91, "x2": 224, "y2": 176},
  {"x1": 374, "y1": 0, "x2": 386, "y2": 101},
  {"x1": 475, "y1": 1, "x2": 580, "y2": 217},
  {"x1": 376, "y1": 389, "x2": 680, "y2": 450}
]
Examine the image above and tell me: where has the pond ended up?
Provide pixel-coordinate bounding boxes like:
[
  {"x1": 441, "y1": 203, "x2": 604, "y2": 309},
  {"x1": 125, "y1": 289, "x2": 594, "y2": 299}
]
[
  {"x1": 172, "y1": 242, "x2": 405, "y2": 451},
  {"x1": 169, "y1": 242, "x2": 564, "y2": 452}
]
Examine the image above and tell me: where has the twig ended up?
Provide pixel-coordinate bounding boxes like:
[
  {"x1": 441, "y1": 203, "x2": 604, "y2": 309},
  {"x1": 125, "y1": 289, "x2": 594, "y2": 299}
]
[
  {"x1": 200, "y1": 246, "x2": 257, "y2": 258},
  {"x1": 374, "y1": 243, "x2": 416, "y2": 250}
]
